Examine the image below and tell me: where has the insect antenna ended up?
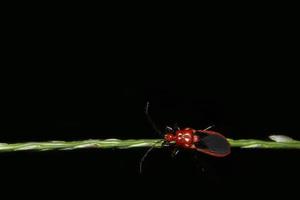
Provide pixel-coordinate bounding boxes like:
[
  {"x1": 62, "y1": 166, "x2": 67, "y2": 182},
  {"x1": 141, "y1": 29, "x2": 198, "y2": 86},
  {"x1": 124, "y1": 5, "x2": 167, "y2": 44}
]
[
  {"x1": 140, "y1": 102, "x2": 164, "y2": 174},
  {"x1": 145, "y1": 101, "x2": 163, "y2": 136},
  {"x1": 139, "y1": 140, "x2": 162, "y2": 174}
]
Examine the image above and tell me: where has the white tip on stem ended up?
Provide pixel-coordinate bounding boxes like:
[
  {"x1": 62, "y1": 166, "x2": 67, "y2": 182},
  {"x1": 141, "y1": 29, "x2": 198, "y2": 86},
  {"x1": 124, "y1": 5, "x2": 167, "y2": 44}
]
[{"x1": 269, "y1": 135, "x2": 295, "y2": 142}]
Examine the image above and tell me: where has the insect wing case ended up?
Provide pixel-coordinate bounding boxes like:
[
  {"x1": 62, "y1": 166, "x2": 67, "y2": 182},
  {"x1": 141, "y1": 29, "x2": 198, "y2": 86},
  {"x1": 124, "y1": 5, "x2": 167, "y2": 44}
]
[{"x1": 194, "y1": 130, "x2": 231, "y2": 157}]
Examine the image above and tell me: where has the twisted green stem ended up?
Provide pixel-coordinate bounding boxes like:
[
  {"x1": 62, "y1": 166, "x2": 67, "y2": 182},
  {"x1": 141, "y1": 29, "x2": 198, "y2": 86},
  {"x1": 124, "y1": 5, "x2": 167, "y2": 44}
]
[
  {"x1": 0, "y1": 138, "x2": 300, "y2": 153},
  {"x1": 227, "y1": 138, "x2": 300, "y2": 149}
]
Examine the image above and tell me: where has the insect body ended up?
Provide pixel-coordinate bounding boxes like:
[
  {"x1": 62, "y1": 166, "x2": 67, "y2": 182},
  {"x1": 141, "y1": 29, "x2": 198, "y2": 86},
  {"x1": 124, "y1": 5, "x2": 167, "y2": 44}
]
[
  {"x1": 164, "y1": 127, "x2": 231, "y2": 157},
  {"x1": 139, "y1": 102, "x2": 231, "y2": 173}
]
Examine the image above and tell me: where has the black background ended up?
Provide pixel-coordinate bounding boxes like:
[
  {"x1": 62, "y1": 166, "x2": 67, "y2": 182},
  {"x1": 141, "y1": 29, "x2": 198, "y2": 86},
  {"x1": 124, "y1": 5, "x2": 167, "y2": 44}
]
[{"x1": 1, "y1": 5, "x2": 300, "y2": 198}]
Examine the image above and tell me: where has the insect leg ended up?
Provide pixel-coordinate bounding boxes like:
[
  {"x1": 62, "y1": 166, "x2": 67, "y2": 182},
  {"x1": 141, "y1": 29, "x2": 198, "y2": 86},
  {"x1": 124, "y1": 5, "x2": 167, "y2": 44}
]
[
  {"x1": 173, "y1": 123, "x2": 180, "y2": 131},
  {"x1": 171, "y1": 148, "x2": 180, "y2": 157},
  {"x1": 203, "y1": 125, "x2": 215, "y2": 131},
  {"x1": 165, "y1": 126, "x2": 174, "y2": 132}
]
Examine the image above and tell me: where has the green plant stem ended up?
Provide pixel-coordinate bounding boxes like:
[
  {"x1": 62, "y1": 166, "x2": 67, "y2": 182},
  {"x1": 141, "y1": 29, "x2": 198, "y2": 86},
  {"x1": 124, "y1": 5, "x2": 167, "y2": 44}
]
[
  {"x1": 0, "y1": 138, "x2": 300, "y2": 153},
  {"x1": 227, "y1": 138, "x2": 300, "y2": 149}
]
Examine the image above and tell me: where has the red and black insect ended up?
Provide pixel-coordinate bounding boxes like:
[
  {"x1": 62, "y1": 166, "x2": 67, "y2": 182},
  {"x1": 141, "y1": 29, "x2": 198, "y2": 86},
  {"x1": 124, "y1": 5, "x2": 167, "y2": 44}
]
[
  {"x1": 139, "y1": 102, "x2": 231, "y2": 173},
  {"x1": 163, "y1": 127, "x2": 231, "y2": 157}
]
